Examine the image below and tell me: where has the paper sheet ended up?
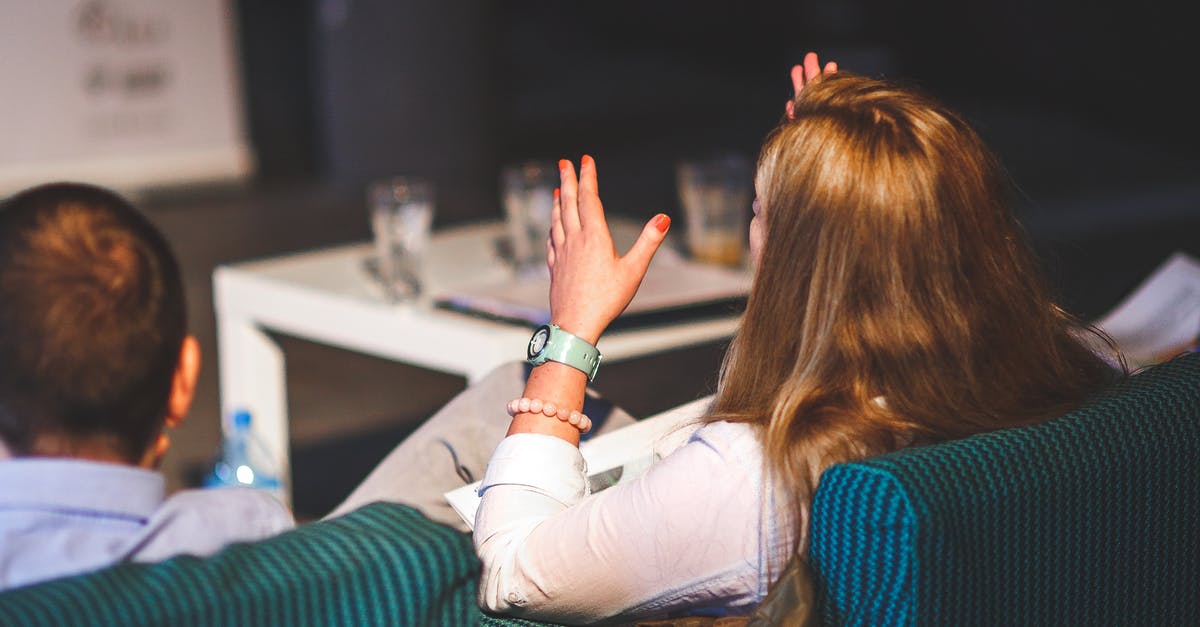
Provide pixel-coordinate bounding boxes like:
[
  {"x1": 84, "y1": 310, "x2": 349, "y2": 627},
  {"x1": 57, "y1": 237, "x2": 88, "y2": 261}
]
[{"x1": 1094, "y1": 251, "x2": 1200, "y2": 366}]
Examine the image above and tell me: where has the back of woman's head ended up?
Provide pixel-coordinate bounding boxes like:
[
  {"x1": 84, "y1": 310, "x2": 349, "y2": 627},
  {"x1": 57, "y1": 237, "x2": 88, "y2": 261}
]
[{"x1": 714, "y1": 73, "x2": 1115, "y2": 524}]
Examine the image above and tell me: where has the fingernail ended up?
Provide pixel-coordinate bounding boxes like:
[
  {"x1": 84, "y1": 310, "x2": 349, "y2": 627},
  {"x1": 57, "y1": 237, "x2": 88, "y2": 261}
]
[
  {"x1": 558, "y1": 159, "x2": 569, "y2": 171},
  {"x1": 553, "y1": 188, "x2": 560, "y2": 200},
  {"x1": 654, "y1": 214, "x2": 671, "y2": 232},
  {"x1": 582, "y1": 154, "x2": 593, "y2": 168}
]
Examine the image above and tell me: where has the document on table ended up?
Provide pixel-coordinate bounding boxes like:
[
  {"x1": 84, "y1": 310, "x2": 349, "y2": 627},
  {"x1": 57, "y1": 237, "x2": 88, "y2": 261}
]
[
  {"x1": 433, "y1": 251, "x2": 752, "y2": 329},
  {"x1": 445, "y1": 396, "x2": 712, "y2": 530},
  {"x1": 1094, "y1": 251, "x2": 1200, "y2": 366}
]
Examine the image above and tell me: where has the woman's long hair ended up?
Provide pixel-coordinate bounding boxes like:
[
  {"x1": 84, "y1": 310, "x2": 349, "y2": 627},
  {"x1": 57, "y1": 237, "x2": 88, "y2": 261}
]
[{"x1": 710, "y1": 73, "x2": 1118, "y2": 553}]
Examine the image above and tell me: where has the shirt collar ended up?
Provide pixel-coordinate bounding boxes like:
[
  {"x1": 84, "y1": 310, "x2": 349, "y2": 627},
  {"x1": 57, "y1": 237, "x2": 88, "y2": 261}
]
[{"x1": 0, "y1": 458, "x2": 165, "y2": 521}]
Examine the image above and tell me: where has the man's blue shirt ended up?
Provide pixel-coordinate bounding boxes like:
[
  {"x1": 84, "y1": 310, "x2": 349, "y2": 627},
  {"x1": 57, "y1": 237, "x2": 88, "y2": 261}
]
[{"x1": 0, "y1": 457, "x2": 294, "y2": 591}]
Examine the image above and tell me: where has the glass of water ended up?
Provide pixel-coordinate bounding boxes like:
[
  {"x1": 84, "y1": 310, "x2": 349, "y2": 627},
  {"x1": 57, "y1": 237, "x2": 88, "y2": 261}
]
[
  {"x1": 501, "y1": 161, "x2": 557, "y2": 279},
  {"x1": 676, "y1": 154, "x2": 752, "y2": 267},
  {"x1": 368, "y1": 176, "x2": 434, "y2": 301}
]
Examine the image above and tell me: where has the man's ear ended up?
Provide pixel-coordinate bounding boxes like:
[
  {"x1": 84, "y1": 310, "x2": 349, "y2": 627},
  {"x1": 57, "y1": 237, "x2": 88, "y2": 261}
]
[{"x1": 166, "y1": 335, "x2": 201, "y2": 428}]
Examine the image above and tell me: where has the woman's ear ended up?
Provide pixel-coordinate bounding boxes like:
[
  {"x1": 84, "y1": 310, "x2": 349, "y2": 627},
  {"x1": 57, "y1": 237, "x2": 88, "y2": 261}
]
[{"x1": 166, "y1": 335, "x2": 201, "y2": 429}]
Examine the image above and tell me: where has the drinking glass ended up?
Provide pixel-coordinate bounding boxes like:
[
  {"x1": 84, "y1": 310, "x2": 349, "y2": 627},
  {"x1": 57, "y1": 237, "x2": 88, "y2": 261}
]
[
  {"x1": 368, "y1": 176, "x2": 434, "y2": 301},
  {"x1": 501, "y1": 161, "x2": 557, "y2": 278},
  {"x1": 676, "y1": 155, "x2": 753, "y2": 266}
]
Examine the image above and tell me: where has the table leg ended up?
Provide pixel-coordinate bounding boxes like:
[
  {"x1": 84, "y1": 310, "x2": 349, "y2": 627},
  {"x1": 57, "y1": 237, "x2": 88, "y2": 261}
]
[{"x1": 216, "y1": 310, "x2": 291, "y2": 507}]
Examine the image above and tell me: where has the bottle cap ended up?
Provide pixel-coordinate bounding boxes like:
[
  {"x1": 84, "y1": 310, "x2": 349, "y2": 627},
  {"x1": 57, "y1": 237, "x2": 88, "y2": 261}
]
[{"x1": 233, "y1": 409, "x2": 252, "y2": 429}]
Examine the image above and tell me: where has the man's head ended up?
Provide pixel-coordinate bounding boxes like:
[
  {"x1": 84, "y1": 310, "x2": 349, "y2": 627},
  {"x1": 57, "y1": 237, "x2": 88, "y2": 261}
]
[{"x1": 0, "y1": 182, "x2": 198, "y2": 465}]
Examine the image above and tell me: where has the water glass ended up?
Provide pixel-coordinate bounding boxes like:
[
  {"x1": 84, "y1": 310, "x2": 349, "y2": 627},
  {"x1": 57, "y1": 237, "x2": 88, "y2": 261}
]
[
  {"x1": 501, "y1": 161, "x2": 557, "y2": 278},
  {"x1": 676, "y1": 155, "x2": 753, "y2": 266},
  {"x1": 368, "y1": 176, "x2": 434, "y2": 301}
]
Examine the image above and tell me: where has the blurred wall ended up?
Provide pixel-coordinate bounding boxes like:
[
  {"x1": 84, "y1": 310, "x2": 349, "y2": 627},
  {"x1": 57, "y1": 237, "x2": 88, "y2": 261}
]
[
  {"x1": 235, "y1": 0, "x2": 1197, "y2": 244},
  {"x1": 311, "y1": 0, "x2": 500, "y2": 225}
]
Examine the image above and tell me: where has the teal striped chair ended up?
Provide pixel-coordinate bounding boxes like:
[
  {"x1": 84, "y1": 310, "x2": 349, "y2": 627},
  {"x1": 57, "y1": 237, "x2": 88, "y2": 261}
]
[
  {"x1": 1, "y1": 353, "x2": 1197, "y2": 626},
  {"x1": 0, "y1": 502, "x2": 532, "y2": 627},
  {"x1": 809, "y1": 351, "x2": 1200, "y2": 625}
]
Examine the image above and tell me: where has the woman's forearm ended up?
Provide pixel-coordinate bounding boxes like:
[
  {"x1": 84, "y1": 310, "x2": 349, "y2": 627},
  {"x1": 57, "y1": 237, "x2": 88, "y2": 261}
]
[{"x1": 505, "y1": 361, "x2": 589, "y2": 444}]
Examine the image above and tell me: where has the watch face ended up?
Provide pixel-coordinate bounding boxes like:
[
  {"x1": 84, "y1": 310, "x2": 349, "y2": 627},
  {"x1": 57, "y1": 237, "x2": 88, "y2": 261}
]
[{"x1": 528, "y1": 326, "x2": 551, "y2": 360}]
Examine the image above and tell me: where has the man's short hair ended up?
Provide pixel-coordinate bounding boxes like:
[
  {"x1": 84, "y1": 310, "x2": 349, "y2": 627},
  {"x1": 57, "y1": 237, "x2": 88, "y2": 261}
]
[{"x1": 0, "y1": 183, "x2": 186, "y2": 462}]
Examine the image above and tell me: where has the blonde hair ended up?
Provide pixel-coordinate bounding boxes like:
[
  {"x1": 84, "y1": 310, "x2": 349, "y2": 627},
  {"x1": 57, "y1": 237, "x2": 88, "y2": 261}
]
[{"x1": 710, "y1": 73, "x2": 1116, "y2": 553}]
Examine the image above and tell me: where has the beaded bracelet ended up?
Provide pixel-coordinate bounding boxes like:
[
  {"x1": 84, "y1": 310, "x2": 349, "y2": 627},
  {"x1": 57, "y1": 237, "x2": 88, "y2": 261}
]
[{"x1": 506, "y1": 397, "x2": 592, "y2": 434}]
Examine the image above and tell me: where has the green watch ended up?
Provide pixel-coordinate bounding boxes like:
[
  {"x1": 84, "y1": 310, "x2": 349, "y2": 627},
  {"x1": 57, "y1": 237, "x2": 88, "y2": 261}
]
[{"x1": 527, "y1": 323, "x2": 602, "y2": 381}]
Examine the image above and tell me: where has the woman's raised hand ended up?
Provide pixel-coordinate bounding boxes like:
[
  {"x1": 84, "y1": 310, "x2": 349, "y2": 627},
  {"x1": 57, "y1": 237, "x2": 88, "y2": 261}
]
[
  {"x1": 785, "y1": 51, "x2": 838, "y2": 119},
  {"x1": 547, "y1": 156, "x2": 671, "y2": 345}
]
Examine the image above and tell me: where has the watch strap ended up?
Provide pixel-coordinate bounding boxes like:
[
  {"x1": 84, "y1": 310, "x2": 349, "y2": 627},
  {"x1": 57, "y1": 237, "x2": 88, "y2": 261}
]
[{"x1": 530, "y1": 324, "x2": 602, "y2": 381}]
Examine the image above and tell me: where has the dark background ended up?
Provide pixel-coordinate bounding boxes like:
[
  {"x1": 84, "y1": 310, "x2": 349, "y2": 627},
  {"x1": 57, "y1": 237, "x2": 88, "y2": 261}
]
[
  {"x1": 213, "y1": 0, "x2": 1198, "y2": 516},
  {"x1": 234, "y1": 0, "x2": 1197, "y2": 319}
]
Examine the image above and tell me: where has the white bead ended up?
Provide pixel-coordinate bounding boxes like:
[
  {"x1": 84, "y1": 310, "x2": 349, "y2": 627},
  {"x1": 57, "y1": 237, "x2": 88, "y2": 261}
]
[
  {"x1": 518, "y1": 398, "x2": 531, "y2": 413},
  {"x1": 529, "y1": 398, "x2": 543, "y2": 413}
]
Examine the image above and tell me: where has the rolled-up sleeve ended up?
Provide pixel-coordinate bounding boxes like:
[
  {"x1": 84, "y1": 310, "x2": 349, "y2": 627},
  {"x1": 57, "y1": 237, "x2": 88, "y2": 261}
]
[
  {"x1": 475, "y1": 433, "x2": 588, "y2": 539},
  {"x1": 473, "y1": 422, "x2": 777, "y2": 624}
]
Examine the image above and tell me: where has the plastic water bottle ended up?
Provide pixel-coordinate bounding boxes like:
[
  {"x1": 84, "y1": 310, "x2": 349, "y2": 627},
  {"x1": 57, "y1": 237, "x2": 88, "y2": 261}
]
[{"x1": 204, "y1": 409, "x2": 283, "y2": 500}]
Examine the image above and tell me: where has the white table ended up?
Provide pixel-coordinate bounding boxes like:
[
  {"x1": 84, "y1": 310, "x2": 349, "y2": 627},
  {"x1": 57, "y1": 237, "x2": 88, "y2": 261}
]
[{"x1": 214, "y1": 220, "x2": 748, "y2": 503}]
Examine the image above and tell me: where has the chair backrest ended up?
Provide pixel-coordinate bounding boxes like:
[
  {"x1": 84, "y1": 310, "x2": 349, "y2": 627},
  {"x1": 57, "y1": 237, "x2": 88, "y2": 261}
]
[
  {"x1": 808, "y1": 352, "x2": 1200, "y2": 626},
  {"x1": 0, "y1": 502, "x2": 544, "y2": 626},
  {"x1": 5, "y1": 354, "x2": 1195, "y2": 626}
]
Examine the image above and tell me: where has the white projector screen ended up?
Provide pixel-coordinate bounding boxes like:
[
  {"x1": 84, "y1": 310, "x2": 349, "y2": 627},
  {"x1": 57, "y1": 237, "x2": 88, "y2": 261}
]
[{"x1": 0, "y1": 0, "x2": 252, "y2": 195}]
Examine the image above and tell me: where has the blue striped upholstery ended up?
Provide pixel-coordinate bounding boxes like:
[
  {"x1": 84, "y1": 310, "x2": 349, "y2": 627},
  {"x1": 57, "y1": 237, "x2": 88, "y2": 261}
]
[
  {"x1": 2, "y1": 353, "x2": 1195, "y2": 625},
  {"x1": 809, "y1": 352, "x2": 1200, "y2": 625},
  {"x1": 0, "y1": 502, "x2": 544, "y2": 626}
]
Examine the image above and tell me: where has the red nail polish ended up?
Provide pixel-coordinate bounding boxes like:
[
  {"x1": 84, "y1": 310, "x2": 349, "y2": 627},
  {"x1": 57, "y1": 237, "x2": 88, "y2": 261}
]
[
  {"x1": 558, "y1": 159, "x2": 569, "y2": 171},
  {"x1": 582, "y1": 155, "x2": 593, "y2": 167},
  {"x1": 654, "y1": 214, "x2": 671, "y2": 232},
  {"x1": 553, "y1": 188, "x2": 560, "y2": 200}
]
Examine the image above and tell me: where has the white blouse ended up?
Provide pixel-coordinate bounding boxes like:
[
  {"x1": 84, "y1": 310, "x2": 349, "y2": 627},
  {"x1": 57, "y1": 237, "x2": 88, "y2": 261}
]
[{"x1": 473, "y1": 416, "x2": 796, "y2": 624}]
